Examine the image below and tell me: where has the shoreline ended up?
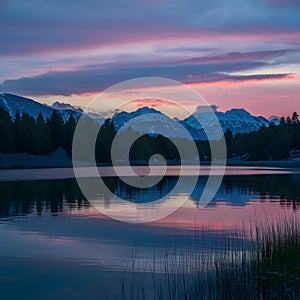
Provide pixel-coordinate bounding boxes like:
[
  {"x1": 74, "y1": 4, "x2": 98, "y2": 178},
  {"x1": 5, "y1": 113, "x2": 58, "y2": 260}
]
[
  {"x1": 1, "y1": 152, "x2": 300, "y2": 170},
  {"x1": 0, "y1": 165, "x2": 299, "y2": 183},
  {"x1": 225, "y1": 160, "x2": 300, "y2": 168}
]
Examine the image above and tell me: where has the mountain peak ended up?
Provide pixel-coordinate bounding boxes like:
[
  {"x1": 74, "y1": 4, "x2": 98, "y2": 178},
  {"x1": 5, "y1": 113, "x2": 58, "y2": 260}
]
[
  {"x1": 0, "y1": 93, "x2": 53, "y2": 119},
  {"x1": 185, "y1": 107, "x2": 269, "y2": 138},
  {"x1": 52, "y1": 101, "x2": 83, "y2": 113},
  {"x1": 0, "y1": 94, "x2": 272, "y2": 140},
  {"x1": 135, "y1": 106, "x2": 161, "y2": 115},
  {"x1": 226, "y1": 108, "x2": 251, "y2": 115},
  {"x1": 112, "y1": 106, "x2": 163, "y2": 131},
  {"x1": 0, "y1": 93, "x2": 81, "y2": 122}
]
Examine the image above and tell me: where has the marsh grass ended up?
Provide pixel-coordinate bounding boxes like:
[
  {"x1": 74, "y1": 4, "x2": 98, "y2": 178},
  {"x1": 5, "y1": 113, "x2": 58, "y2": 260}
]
[
  {"x1": 106, "y1": 217, "x2": 300, "y2": 299},
  {"x1": 253, "y1": 216, "x2": 300, "y2": 299}
]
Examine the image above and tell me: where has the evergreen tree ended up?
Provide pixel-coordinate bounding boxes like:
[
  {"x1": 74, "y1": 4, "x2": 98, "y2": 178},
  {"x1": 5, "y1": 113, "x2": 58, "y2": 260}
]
[
  {"x1": 1, "y1": 105, "x2": 300, "y2": 162},
  {"x1": 35, "y1": 112, "x2": 52, "y2": 154},
  {"x1": 63, "y1": 115, "x2": 76, "y2": 154},
  {"x1": 224, "y1": 129, "x2": 234, "y2": 157},
  {"x1": 131, "y1": 135, "x2": 152, "y2": 161},
  {"x1": 280, "y1": 116, "x2": 286, "y2": 125},
  {"x1": 18, "y1": 112, "x2": 36, "y2": 153},
  {"x1": 47, "y1": 111, "x2": 64, "y2": 150},
  {"x1": 13, "y1": 111, "x2": 22, "y2": 152},
  {"x1": 292, "y1": 112, "x2": 299, "y2": 124},
  {"x1": 95, "y1": 118, "x2": 116, "y2": 163},
  {"x1": 0, "y1": 108, "x2": 15, "y2": 152}
]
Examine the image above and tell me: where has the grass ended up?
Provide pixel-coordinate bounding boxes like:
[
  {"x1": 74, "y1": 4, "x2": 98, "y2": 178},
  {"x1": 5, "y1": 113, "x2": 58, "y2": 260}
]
[
  {"x1": 253, "y1": 216, "x2": 300, "y2": 298},
  {"x1": 105, "y1": 217, "x2": 300, "y2": 299}
]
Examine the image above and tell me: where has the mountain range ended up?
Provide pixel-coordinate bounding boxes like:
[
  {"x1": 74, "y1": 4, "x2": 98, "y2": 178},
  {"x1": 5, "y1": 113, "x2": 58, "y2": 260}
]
[
  {"x1": 0, "y1": 93, "x2": 271, "y2": 140},
  {"x1": 0, "y1": 93, "x2": 81, "y2": 122}
]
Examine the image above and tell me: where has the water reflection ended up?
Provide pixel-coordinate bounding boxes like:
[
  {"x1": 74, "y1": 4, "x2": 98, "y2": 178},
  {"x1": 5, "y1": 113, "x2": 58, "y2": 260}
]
[
  {"x1": 0, "y1": 172, "x2": 300, "y2": 220},
  {"x1": 220, "y1": 175, "x2": 300, "y2": 209},
  {"x1": 0, "y1": 180, "x2": 87, "y2": 217},
  {"x1": 0, "y1": 170, "x2": 300, "y2": 299}
]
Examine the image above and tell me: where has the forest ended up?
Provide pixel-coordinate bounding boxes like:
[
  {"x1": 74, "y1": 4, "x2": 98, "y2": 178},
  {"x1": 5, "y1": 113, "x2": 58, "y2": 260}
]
[{"x1": 0, "y1": 107, "x2": 299, "y2": 162}]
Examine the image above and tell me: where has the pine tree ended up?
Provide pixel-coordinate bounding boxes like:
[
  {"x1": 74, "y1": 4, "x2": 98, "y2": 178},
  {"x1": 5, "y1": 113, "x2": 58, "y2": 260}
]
[
  {"x1": 95, "y1": 118, "x2": 116, "y2": 163},
  {"x1": 18, "y1": 112, "x2": 36, "y2": 153},
  {"x1": 292, "y1": 112, "x2": 299, "y2": 124},
  {"x1": 47, "y1": 111, "x2": 64, "y2": 150},
  {"x1": 35, "y1": 112, "x2": 52, "y2": 154},
  {"x1": 131, "y1": 135, "x2": 152, "y2": 161},
  {"x1": 0, "y1": 108, "x2": 15, "y2": 152},
  {"x1": 13, "y1": 111, "x2": 22, "y2": 152},
  {"x1": 224, "y1": 129, "x2": 234, "y2": 157},
  {"x1": 63, "y1": 115, "x2": 76, "y2": 154}
]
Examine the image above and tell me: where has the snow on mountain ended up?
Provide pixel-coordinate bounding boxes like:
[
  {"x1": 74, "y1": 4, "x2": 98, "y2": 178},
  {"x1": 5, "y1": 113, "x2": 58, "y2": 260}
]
[
  {"x1": 184, "y1": 108, "x2": 269, "y2": 139},
  {"x1": 0, "y1": 93, "x2": 270, "y2": 140},
  {"x1": 111, "y1": 107, "x2": 201, "y2": 140},
  {"x1": 0, "y1": 93, "x2": 54, "y2": 120},
  {"x1": 53, "y1": 107, "x2": 82, "y2": 122},
  {"x1": 50, "y1": 101, "x2": 84, "y2": 122},
  {"x1": 0, "y1": 93, "x2": 81, "y2": 122},
  {"x1": 51, "y1": 102, "x2": 105, "y2": 124},
  {"x1": 268, "y1": 115, "x2": 281, "y2": 126},
  {"x1": 52, "y1": 101, "x2": 83, "y2": 113},
  {"x1": 111, "y1": 106, "x2": 270, "y2": 140},
  {"x1": 112, "y1": 107, "x2": 160, "y2": 131}
]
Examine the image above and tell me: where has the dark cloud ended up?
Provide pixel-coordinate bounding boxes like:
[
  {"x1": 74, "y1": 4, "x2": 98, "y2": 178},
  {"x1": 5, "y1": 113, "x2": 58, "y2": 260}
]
[
  {"x1": 0, "y1": 61, "x2": 292, "y2": 96},
  {"x1": 0, "y1": 0, "x2": 300, "y2": 55},
  {"x1": 183, "y1": 73, "x2": 293, "y2": 85},
  {"x1": 181, "y1": 50, "x2": 292, "y2": 64},
  {"x1": 0, "y1": 0, "x2": 298, "y2": 96},
  {"x1": 196, "y1": 105, "x2": 219, "y2": 113}
]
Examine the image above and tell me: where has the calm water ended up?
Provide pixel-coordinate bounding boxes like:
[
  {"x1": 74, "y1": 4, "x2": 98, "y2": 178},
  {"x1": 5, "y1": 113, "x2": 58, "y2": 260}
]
[{"x1": 0, "y1": 167, "x2": 300, "y2": 299}]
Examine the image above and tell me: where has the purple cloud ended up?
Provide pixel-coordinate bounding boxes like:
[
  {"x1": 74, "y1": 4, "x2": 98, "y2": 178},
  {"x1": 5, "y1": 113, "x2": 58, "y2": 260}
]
[
  {"x1": 183, "y1": 73, "x2": 293, "y2": 85},
  {"x1": 181, "y1": 50, "x2": 292, "y2": 64},
  {"x1": 0, "y1": 0, "x2": 299, "y2": 102},
  {"x1": 0, "y1": 62, "x2": 292, "y2": 96},
  {"x1": 0, "y1": 0, "x2": 300, "y2": 56}
]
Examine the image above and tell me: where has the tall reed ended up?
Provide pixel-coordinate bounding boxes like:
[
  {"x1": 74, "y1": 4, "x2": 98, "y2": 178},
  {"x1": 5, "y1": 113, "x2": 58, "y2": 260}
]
[{"x1": 106, "y1": 217, "x2": 300, "y2": 299}]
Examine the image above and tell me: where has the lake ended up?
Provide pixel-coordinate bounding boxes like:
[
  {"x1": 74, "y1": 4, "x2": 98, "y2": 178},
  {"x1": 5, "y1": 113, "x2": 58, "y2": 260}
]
[{"x1": 0, "y1": 166, "x2": 299, "y2": 299}]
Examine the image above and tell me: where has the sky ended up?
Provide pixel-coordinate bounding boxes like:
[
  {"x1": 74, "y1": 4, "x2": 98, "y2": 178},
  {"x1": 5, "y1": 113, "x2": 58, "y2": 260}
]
[{"x1": 0, "y1": 0, "x2": 300, "y2": 118}]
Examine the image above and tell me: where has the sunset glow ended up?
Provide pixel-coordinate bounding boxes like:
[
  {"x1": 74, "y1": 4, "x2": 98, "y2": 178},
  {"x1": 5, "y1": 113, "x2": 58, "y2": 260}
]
[{"x1": 0, "y1": 0, "x2": 299, "y2": 118}]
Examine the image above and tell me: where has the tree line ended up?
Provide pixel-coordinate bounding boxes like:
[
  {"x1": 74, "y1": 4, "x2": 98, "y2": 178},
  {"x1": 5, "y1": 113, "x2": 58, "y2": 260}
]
[
  {"x1": 0, "y1": 108, "x2": 76, "y2": 155},
  {"x1": 225, "y1": 112, "x2": 300, "y2": 160},
  {"x1": 0, "y1": 107, "x2": 300, "y2": 162}
]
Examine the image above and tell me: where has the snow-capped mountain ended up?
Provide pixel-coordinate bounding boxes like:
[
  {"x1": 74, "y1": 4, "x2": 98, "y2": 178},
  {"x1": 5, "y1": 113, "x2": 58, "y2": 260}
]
[
  {"x1": 112, "y1": 107, "x2": 269, "y2": 140},
  {"x1": 111, "y1": 107, "x2": 203, "y2": 140},
  {"x1": 111, "y1": 107, "x2": 159, "y2": 131},
  {"x1": 0, "y1": 93, "x2": 53, "y2": 120},
  {"x1": 51, "y1": 101, "x2": 105, "y2": 124},
  {"x1": 184, "y1": 108, "x2": 269, "y2": 139},
  {"x1": 0, "y1": 93, "x2": 81, "y2": 122},
  {"x1": 51, "y1": 101, "x2": 83, "y2": 113},
  {"x1": 0, "y1": 93, "x2": 270, "y2": 140}
]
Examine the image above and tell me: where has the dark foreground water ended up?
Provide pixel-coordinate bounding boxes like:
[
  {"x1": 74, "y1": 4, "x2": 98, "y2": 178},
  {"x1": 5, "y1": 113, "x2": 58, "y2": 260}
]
[{"x1": 0, "y1": 167, "x2": 299, "y2": 299}]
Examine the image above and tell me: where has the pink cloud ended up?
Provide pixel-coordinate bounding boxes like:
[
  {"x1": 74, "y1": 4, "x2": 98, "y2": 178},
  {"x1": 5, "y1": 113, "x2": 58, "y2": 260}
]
[
  {"x1": 196, "y1": 79, "x2": 300, "y2": 119},
  {"x1": 131, "y1": 98, "x2": 184, "y2": 108}
]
